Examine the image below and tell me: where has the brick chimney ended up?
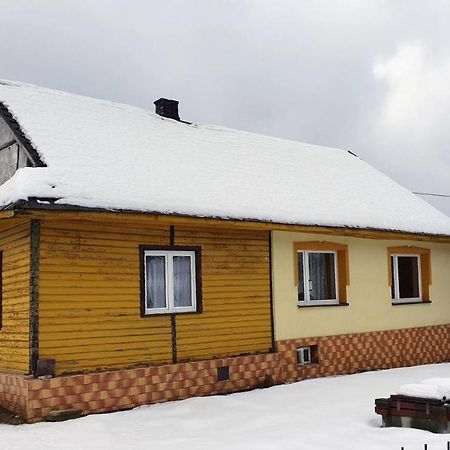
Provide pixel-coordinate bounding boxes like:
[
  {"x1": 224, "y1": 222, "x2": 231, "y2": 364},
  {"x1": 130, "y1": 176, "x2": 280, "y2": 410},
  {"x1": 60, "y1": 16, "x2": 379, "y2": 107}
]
[{"x1": 154, "y1": 98, "x2": 180, "y2": 121}]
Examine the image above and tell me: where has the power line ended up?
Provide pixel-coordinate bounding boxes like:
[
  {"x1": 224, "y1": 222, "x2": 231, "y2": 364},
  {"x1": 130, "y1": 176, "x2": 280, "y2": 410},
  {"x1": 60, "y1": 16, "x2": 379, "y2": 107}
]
[{"x1": 414, "y1": 192, "x2": 450, "y2": 198}]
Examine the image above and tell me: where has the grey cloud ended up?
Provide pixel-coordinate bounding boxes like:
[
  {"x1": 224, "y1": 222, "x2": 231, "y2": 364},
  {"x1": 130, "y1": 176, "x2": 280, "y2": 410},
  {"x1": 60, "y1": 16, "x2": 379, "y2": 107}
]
[{"x1": 0, "y1": 0, "x2": 449, "y2": 213}]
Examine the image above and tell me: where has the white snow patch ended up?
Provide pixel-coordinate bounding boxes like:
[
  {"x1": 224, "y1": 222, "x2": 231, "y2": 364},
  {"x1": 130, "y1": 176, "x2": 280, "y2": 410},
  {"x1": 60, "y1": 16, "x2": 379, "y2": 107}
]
[
  {"x1": 1, "y1": 79, "x2": 450, "y2": 235},
  {"x1": 398, "y1": 377, "x2": 450, "y2": 400},
  {"x1": 422, "y1": 378, "x2": 450, "y2": 390},
  {"x1": 0, "y1": 364, "x2": 450, "y2": 450},
  {"x1": 397, "y1": 383, "x2": 449, "y2": 400}
]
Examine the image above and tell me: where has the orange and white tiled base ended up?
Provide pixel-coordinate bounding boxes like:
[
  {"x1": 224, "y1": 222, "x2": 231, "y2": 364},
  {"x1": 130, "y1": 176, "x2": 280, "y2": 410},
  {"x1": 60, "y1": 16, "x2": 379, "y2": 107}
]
[
  {"x1": 0, "y1": 324, "x2": 448, "y2": 422},
  {"x1": 2, "y1": 353, "x2": 284, "y2": 422},
  {"x1": 278, "y1": 324, "x2": 450, "y2": 383},
  {"x1": 0, "y1": 373, "x2": 28, "y2": 418}
]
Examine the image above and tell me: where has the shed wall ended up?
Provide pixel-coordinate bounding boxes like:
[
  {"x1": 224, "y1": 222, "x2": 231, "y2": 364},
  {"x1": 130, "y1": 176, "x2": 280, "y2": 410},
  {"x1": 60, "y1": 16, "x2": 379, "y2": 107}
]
[
  {"x1": 174, "y1": 225, "x2": 272, "y2": 360},
  {"x1": 0, "y1": 219, "x2": 30, "y2": 372},
  {"x1": 38, "y1": 220, "x2": 272, "y2": 375}
]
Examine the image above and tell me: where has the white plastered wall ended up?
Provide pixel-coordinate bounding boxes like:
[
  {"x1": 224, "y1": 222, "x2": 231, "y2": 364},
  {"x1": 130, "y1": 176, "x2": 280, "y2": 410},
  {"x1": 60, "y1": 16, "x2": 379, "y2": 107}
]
[{"x1": 272, "y1": 230, "x2": 450, "y2": 340}]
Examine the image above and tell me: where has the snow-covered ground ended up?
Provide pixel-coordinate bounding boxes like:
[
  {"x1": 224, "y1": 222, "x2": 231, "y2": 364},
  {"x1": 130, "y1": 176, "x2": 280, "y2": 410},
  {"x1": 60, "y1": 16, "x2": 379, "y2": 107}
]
[{"x1": 1, "y1": 364, "x2": 450, "y2": 450}]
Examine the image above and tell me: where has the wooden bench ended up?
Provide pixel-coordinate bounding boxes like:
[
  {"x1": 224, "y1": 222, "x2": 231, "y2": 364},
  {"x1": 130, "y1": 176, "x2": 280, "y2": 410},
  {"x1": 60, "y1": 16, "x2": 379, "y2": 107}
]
[{"x1": 375, "y1": 395, "x2": 450, "y2": 433}]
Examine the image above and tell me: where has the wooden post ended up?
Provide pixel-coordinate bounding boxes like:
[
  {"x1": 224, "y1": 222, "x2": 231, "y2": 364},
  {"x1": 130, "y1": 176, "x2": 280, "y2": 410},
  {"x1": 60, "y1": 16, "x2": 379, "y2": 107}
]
[{"x1": 29, "y1": 219, "x2": 41, "y2": 376}]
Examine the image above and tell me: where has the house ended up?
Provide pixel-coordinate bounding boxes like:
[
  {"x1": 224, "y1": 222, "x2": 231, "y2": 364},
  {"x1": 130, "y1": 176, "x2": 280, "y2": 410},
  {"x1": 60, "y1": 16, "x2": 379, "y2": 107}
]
[{"x1": 0, "y1": 79, "x2": 448, "y2": 422}]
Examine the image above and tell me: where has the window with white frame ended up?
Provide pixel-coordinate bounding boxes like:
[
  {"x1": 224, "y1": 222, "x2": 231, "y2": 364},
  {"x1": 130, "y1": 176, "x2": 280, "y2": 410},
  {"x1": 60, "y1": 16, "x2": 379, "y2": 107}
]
[
  {"x1": 296, "y1": 345, "x2": 318, "y2": 365},
  {"x1": 297, "y1": 251, "x2": 339, "y2": 305},
  {"x1": 390, "y1": 254, "x2": 422, "y2": 303},
  {"x1": 297, "y1": 346, "x2": 312, "y2": 365},
  {"x1": 143, "y1": 249, "x2": 198, "y2": 314}
]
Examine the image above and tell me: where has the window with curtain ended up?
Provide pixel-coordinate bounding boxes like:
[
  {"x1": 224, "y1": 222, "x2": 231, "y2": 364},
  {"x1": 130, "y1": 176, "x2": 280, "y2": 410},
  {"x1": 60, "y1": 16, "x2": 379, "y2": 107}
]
[
  {"x1": 298, "y1": 251, "x2": 338, "y2": 305},
  {"x1": 143, "y1": 249, "x2": 197, "y2": 314},
  {"x1": 391, "y1": 254, "x2": 422, "y2": 302}
]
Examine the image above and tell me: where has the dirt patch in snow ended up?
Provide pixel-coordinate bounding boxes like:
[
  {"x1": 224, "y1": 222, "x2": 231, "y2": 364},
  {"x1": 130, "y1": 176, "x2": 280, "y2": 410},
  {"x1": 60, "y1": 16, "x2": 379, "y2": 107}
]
[{"x1": 0, "y1": 407, "x2": 24, "y2": 425}]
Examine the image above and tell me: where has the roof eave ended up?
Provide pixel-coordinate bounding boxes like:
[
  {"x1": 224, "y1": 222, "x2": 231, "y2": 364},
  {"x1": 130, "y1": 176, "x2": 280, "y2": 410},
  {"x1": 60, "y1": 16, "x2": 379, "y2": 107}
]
[{"x1": 9, "y1": 198, "x2": 450, "y2": 243}]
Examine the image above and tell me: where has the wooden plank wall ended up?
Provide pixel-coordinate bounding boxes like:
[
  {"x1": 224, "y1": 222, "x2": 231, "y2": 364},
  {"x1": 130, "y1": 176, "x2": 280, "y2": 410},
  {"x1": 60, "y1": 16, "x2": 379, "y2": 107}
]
[
  {"x1": 39, "y1": 219, "x2": 272, "y2": 375},
  {"x1": 174, "y1": 226, "x2": 272, "y2": 361},
  {"x1": 39, "y1": 220, "x2": 172, "y2": 374},
  {"x1": 0, "y1": 219, "x2": 30, "y2": 373}
]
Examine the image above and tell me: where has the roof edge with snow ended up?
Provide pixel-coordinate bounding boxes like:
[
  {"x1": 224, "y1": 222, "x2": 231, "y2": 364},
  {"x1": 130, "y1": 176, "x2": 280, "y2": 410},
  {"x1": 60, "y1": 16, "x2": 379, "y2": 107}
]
[
  {"x1": 0, "y1": 79, "x2": 449, "y2": 237},
  {"x1": 5, "y1": 198, "x2": 450, "y2": 241}
]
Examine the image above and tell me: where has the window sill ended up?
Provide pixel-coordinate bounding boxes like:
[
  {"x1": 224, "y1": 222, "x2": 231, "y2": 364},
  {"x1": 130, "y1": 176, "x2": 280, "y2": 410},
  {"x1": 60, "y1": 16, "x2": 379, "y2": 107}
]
[
  {"x1": 391, "y1": 300, "x2": 432, "y2": 306},
  {"x1": 297, "y1": 363, "x2": 320, "y2": 368},
  {"x1": 141, "y1": 310, "x2": 201, "y2": 317},
  {"x1": 297, "y1": 302, "x2": 349, "y2": 308}
]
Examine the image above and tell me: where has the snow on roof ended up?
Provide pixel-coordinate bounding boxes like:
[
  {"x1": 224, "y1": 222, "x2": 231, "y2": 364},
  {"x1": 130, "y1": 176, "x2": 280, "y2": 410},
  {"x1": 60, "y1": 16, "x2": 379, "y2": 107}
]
[{"x1": 0, "y1": 79, "x2": 450, "y2": 236}]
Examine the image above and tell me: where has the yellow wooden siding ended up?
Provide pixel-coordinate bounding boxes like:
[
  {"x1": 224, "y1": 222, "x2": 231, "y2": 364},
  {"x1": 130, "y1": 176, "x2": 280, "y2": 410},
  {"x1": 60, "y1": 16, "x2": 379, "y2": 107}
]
[
  {"x1": 174, "y1": 226, "x2": 272, "y2": 361},
  {"x1": 0, "y1": 220, "x2": 30, "y2": 373},
  {"x1": 20, "y1": 208, "x2": 450, "y2": 244},
  {"x1": 39, "y1": 220, "x2": 272, "y2": 374},
  {"x1": 39, "y1": 220, "x2": 173, "y2": 374}
]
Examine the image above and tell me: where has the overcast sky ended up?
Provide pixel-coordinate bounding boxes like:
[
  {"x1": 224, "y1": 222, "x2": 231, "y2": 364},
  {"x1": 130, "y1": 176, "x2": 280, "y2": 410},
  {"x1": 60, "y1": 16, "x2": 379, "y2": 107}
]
[{"x1": 1, "y1": 0, "x2": 449, "y2": 214}]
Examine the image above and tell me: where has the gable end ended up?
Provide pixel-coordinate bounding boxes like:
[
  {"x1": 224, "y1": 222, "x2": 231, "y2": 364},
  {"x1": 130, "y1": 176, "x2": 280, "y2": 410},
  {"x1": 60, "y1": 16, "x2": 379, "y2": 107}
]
[{"x1": 0, "y1": 102, "x2": 45, "y2": 168}]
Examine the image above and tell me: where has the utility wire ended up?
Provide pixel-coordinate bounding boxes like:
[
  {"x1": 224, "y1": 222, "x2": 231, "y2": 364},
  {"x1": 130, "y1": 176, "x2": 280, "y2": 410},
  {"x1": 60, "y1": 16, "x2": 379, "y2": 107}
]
[{"x1": 414, "y1": 192, "x2": 450, "y2": 198}]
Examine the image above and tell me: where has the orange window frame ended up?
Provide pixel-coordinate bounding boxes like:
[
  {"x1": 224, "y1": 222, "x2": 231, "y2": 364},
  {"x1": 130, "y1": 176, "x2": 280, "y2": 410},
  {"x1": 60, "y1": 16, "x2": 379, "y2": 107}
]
[
  {"x1": 293, "y1": 241, "x2": 349, "y2": 303},
  {"x1": 387, "y1": 246, "x2": 431, "y2": 302}
]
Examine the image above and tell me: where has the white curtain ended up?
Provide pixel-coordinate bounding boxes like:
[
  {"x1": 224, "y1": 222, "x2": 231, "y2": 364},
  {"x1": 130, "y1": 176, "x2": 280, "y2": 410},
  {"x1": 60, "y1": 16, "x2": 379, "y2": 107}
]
[
  {"x1": 173, "y1": 256, "x2": 192, "y2": 307},
  {"x1": 146, "y1": 255, "x2": 166, "y2": 308},
  {"x1": 308, "y1": 253, "x2": 335, "y2": 300},
  {"x1": 298, "y1": 253, "x2": 305, "y2": 301}
]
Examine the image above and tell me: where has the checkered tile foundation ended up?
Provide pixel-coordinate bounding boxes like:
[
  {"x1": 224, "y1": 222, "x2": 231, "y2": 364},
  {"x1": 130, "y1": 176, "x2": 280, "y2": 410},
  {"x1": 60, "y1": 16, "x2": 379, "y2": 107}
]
[
  {"x1": 12, "y1": 353, "x2": 283, "y2": 422},
  {"x1": 277, "y1": 324, "x2": 450, "y2": 383},
  {"x1": 0, "y1": 324, "x2": 448, "y2": 422},
  {"x1": 0, "y1": 373, "x2": 28, "y2": 418}
]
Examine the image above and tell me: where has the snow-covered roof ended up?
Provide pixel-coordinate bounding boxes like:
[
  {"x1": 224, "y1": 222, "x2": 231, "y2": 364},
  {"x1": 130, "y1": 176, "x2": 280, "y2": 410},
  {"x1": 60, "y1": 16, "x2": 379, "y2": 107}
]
[{"x1": 0, "y1": 79, "x2": 450, "y2": 236}]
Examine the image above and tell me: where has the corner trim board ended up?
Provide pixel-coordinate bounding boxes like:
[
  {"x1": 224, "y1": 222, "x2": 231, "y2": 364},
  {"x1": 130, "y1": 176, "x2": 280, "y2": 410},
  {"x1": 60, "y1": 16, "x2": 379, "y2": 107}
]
[
  {"x1": 29, "y1": 219, "x2": 40, "y2": 376},
  {"x1": 269, "y1": 231, "x2": 276, "y2": 352}
]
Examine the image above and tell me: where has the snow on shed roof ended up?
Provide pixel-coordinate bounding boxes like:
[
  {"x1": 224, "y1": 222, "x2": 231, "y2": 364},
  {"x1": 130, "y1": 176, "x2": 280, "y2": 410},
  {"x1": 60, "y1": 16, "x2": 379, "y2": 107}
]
[{"x1": 0, "y1": 79, "x2": 449, "y2": 236}]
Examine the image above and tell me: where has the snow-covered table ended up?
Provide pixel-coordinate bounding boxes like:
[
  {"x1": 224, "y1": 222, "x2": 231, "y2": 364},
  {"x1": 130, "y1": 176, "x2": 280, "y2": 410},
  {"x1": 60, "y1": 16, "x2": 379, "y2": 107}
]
[{"x1": 375, "y1": 394, "x2": 450, "y2": 433}]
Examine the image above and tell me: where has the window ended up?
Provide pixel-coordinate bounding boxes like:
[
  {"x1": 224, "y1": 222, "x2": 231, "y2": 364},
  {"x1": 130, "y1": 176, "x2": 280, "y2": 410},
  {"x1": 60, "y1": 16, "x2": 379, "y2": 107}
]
[
  {"x1": 294, "y1": 242, "x2": 349, "y2": 306},
  {"x1": 388, "y1": 247, "x2": 431, "y2": 304},
  {"x1": 141, "y1": 247, "x2": 201, "y2": 315},
  {"x1": 0, "y1": 142, "x2": 31, "y2": 186},
  {"x1": 298, "y1": 251, "x2": 338, "y2": 304},
  {"x1": 217, "y1": 366, "x2": 230, "y2": 381},
  {"x1": 297, "y1": 347, "x2": 312, "y2": 364},
  {"x1": 296, "y1": 345, "x2": 318, "y2": 365},
  {"x1": 391, "y1": 254, "x2": 421, "y2": 302}
]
